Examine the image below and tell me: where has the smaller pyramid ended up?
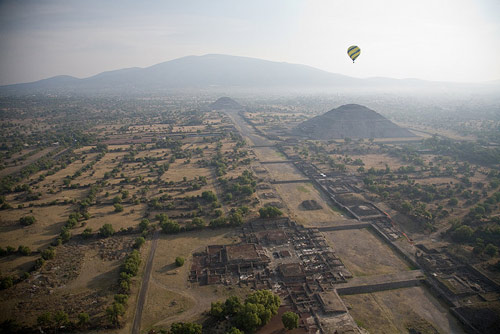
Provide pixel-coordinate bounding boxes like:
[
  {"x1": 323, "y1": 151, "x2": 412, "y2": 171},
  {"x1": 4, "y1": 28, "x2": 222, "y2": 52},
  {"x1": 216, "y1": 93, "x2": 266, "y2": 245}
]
[
  {"x1": 209, "y1": 97, "x2": 243, "y2": 110},
  {"x1": 294, "y1": 104, "x2": 416, "y2": 139}
]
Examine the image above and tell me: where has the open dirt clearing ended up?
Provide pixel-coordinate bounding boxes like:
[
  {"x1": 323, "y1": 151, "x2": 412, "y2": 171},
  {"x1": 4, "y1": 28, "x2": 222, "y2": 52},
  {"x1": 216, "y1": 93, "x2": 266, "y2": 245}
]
[
  {"x1": 252, "y1": 147, "x2": 288, "y2": 162},
  {"x1": 0, "y1": 206, "x2": 70, "y2": 251},
  {"x1": 273, "y1": 183, "x2": 343, "y2": 226},
  {"x1": 324, "y1": 229, "x2": 410, "y2": 277},
  {"x1": 263, "y1": 163, "x2": 307, "y2": 181},
  {"x1": 342, "y1": 286, "x2": 466, "y2": 334}
]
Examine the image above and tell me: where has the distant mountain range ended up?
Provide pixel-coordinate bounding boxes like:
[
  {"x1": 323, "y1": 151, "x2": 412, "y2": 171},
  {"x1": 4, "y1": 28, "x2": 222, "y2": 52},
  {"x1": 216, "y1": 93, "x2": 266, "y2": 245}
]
[
  {"x1": 294, "y1": 104, "x2": 416, "y2": 139},
  {"x1": 0, "y1": 54, "x2": 498, "y2": 96}
]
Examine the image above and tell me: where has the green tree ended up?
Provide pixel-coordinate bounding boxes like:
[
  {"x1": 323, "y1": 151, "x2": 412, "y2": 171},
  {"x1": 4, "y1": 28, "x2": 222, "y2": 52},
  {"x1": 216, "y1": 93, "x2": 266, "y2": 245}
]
[
  {"x1": 282, "y1": 311, "x2": 299, "y2": 330},
  {"x1": 229, "y1": 212, "x2": 243, "y2": 226},
  {"x1": 190, "y1": 217, "x2": 205, "y2": 229},
  {"x1": 485, "y1": 244, "x2": 498, "y2": 257},
  {"x1": 17, "y1": 245, "x2": 31, "y2": 256},
  {"x1": 106, "y1": 302, "x2": 125, "y2": 326},
  {"x1": 41, "y1": 247, "x2": 56, "y2": 260},
  {"x1": 77, "y1": 312, "x2": 90, "y2": 328},
  {"x1": 175, "y1": 256, "x2": 185, "y2": 267},
  {"x1": 82, "y1": 227, "x2": 93, "y2": 239},
  {"x1": 161, "y1": 219, "x2": 180, "y2": 234},
  {"x1": 19, "y1": 215, "x2": 36, "y2": 226},
  {"x1": 202, "y1": 191, "x2": 218, "y2": 203},
  {"x1": 235, "y1": 303, "x2": 263, "y2": 332},
  {"x1": 259, "y1": 206, "x2": 283, "y2": 218},
  {"x1": 236, "y1": 290, "x2": 281, "y2": 332},
  {"x1": 451, "y1": 225, "x2": 473, "y2": 243},
  {"x1": 139, "y1": 218, "x2": 150, "y2": 232},
  {"x1": 37, "y1": 312, "x2": 53, "y2": 329},
  {"x1": 114, "y1": 294, "x2": 129, "y2": 304},
  {"x1": 224, "y1": 295, "x2": 243, "y2": 316},
  {"x1": 114, "y1": 203, "x2": 124, "y2": 212},
  {"x1": 53, "y1": 310, "x2": 69, "y2": 328},
  {"x1": 134, "y1": 237, "x2": 145, "y2": 249},
  {"x1": 210, "y1": 301, "x2": 225, "y2": 319},
  {"x1": 226, "y1": 327, "x2": 243, "y2": 334},
  {"x1": 170, "y1": 322, "x2": 202, "y2": 334},
  {"x1": 99, "y1": 223, "x2": 115, "y2": 237}
]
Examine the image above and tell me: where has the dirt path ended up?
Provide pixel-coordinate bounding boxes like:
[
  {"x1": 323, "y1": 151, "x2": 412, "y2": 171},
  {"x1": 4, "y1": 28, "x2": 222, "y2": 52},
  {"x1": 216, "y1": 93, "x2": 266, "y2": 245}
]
[
  {"x1": 149, "y1": 277, "x2": 213, "y2": 327},
  {"x1": 132, "y1": 229, "x2": 160, "y2": 334}
]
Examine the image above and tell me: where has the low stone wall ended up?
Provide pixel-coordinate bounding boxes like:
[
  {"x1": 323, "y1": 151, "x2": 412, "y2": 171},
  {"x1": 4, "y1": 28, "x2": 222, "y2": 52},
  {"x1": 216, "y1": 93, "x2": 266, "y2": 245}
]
[
  {"x1": 369, "y1": 224, "x2": 420, "y2": 269},
  {"x1": 337, "y1": 279, "x2": 422, "y2": 295},
  {"x1": 317, "y1": 223, "x2": 371, "y2": 232}
]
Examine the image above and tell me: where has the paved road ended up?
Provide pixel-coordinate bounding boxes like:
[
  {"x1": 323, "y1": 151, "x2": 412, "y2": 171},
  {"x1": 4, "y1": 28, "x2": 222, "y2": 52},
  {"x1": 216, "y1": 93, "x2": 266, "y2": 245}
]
[{"x1": 132, "y1": 230, "x2": 160, "y2": 334}]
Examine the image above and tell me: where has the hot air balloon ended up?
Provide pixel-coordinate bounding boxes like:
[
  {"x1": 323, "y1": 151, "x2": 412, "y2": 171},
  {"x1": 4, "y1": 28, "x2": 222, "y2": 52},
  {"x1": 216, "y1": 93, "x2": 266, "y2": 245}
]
[{"x1": 347, "y1": 45, "x2": 361, "y2": 63}]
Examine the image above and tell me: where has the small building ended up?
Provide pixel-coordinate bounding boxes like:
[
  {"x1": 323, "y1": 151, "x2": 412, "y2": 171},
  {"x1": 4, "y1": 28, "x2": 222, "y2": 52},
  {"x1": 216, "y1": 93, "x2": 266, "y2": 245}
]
[
  {"x1": 316, "y1": 291, "x2": 347, "y2": 314},
  {"x1": 279, "y1": 263, "x2": 306, "y2": 282}
]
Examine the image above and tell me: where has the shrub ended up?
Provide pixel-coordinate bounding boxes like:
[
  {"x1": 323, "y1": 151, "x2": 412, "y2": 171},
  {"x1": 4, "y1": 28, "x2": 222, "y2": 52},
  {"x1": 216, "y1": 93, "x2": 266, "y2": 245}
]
[
  {"x1": 175, "y1": 256, "x2": 185, "y2": 267},
  {"x1": 82, "y1": 228, "x2": 93, "y2": 239},
  {"x1": 114, "y1": 203, "x2": 124, "y2": 212},
  {"x1": 41, "y1": 247, "x2": 56, "y2": 260},
  {"x1": 77, "y1": 312, "x2": 90, "y2": 327},
  {"x1": 19, "y1": 216, "x2": 36, "y2": 226},
  {"x1": 99, "y1": 224, "x2": 115, "y2": 237},
  {"x1": 160, "y1": 219, "x2": 180, "y2": 234},
  {"x1": 139, "y1": 218, "x2": 150, "y2": 232},
  {"x1": 451, "y1": 225, "x2": 473, "y2": 243},
  {"x1": 134, "y1": 237, "x2": 145, "y2": 249},
  {"x1": 17, "y1": 245, "x2": 31, "y2": 256},
  {"x1": 282, "y1": 311, "x2": 299, "y2": 330},
  {"x1": 114, "y1": 294, "x2": 129, "y2": 304},
  {"x1": 485, "y1": 244, "x2": 498, "y2": 257}
]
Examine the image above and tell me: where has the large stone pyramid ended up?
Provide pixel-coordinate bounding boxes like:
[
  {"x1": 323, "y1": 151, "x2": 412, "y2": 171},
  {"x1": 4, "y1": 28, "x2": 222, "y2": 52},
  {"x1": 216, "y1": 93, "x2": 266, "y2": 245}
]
[
  {"x1": 294, "y1": 104, "x2": 416, "y2": 139},
  {"x1": 209, "y1": 97, "x2": 243, "y2": 110}
]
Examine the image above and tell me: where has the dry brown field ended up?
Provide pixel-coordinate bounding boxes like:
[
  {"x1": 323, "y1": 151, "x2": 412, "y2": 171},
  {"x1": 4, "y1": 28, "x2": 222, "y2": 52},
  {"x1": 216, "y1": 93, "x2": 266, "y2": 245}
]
[
  {"x1": 342, "y1": 286, "x2": 466, "y2": 334},
  {"x1": 142, "y1": 228, "x2": 251, "y2": 332},
  {"x1": 0, "y1": 206, "x2": 70, "y2": 251},
  {"x1": 0, "y1": 147, "x2": 58, "y2": 178},
  {"x1": 273, "y1": 182, "x2": 343, "y2": 226},
  {"x1": 324, "y1": 229, "x2": 410, "y2": 277}
]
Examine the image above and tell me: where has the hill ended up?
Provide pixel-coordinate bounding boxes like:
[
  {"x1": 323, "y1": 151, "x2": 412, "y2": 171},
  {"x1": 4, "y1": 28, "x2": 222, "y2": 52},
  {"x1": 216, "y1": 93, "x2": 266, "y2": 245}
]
[
  {"x1": 1, "y1": 54, "x2": 488, "y2": 96},
  {"x1": 293, "y1": 104, "x2": 417, "y2": 139},
  {"x1": 0, "y1": 54, "x2": 359, "y2": 95}
]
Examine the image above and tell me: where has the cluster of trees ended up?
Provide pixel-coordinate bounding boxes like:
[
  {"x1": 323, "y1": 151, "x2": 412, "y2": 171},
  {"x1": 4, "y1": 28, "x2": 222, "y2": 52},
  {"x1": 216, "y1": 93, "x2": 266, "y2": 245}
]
[
  {"x1": 424, "y1": 136, "x2": 500, "y2": 166},
  {"x1": 1, "y1": 245, "x2": 56, "y2": 291},
  {"x1": 107, "y1": 249, "x2": 142, "y2": 327},
  {"x1": 0, "y1": 245, "x2": 31, "y2": 257},
  {"x1": 209, "y1": 207, "x2": 249, "y2": 228},
  {"x1": 259, "y1": 206, "x2": 283, "y2": 219},
  {"x1": 210, "y1": 290, "x2": 281, "y2": 333},
  {"x1": 446, "y1": 190, "x2": 500, "y2": 254},
  {"x1": 36, "y1": 310, "x2": 91, "y2": 331},
  {"x1": 158, "y1": 214, "x2": 181, "y2": 234},
  {"x1": 219, "y1": 170, "x2": 256, "y2": 203}
]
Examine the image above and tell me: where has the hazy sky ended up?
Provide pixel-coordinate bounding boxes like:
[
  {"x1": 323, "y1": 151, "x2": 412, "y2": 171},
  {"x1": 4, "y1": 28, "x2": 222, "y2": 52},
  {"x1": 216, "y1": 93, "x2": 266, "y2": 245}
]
[{"x1": 1, "y1": 0, "x2": 499, "y2": 85}]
